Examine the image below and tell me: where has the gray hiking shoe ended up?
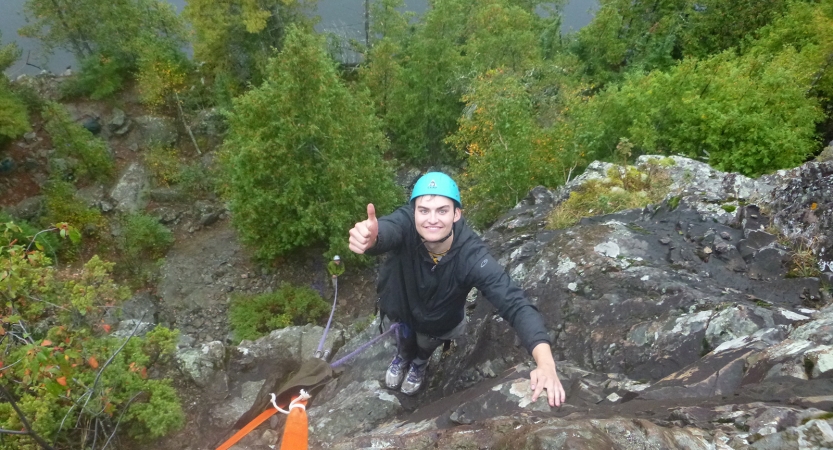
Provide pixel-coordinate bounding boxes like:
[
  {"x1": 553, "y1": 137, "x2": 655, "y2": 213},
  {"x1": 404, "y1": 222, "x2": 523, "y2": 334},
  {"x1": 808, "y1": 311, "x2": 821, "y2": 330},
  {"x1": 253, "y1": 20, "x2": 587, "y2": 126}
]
[
  {"x1": 385, "y1": 355, "x2": 411, "y2": 390},
  {"x1": 400, "y1": 362, "x2": 427, "y2": 396}
]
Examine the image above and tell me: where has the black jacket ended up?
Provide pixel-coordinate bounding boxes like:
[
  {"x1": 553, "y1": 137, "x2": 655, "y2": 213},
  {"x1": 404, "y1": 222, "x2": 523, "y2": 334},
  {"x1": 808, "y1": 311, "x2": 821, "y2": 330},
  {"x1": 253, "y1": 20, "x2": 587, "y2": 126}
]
[{"x1": 367, "y1": 205, "x2": 551, "y2": 354}]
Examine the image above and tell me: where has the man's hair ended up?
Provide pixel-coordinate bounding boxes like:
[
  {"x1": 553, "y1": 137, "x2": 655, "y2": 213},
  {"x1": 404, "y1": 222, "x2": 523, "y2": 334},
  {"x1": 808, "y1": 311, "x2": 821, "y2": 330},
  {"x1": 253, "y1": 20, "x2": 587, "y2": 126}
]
[{"x1": 414, "y1": 195, "x2": 460, "y2": 212}]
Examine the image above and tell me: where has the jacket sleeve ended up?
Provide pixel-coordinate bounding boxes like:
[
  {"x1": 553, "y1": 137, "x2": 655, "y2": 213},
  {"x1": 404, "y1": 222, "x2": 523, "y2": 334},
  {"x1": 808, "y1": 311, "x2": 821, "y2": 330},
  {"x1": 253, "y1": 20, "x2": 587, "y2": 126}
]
[
  {"x1": 469, "y1": 253, "x2": 551, "y2": 354},
  {"x1": 365, "y1": 205, "x2": 413, "y2": 256}
]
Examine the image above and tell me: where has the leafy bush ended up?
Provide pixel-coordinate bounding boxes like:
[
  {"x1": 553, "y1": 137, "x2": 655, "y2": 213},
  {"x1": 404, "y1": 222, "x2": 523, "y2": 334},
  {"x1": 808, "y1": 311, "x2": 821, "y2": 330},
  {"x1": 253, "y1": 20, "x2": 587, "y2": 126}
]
[
  {"x1": 178, "y1": 161, "x2": 216, "y2": 197},
  {"x1": 0, "y1": 224, "x2": 184, "y2": 448},
  {"x1": 743, "y1": 0, "x2": 833, "y2": 104},
  {"x1": 548, "y1": 163, "x2": 671, "y2": 229},
  {"x1": 121, "y1": 213, "x2": 174, "y2": 260},
  {"x1": 24, "y1": 0, "x2": 187, "y2": 101},
  {"x1": 570, "y1": 49, "x2": 823, "y2": 177},
  {"x1": 220, "y1": 25, "x2": 402, "y2": 261},
  {"x1": 60, "y1": 51, "x2": 132, "y2": 100},
  {"x1": 0, "y1": 85, "x2": 30, "y2": 144},
  {"x1": 449, "y1": 70, "x2": 565, "y2": 228},
  {"x1": 0, "y1": 211, "x2": 61, "y2": 257},
  {"x1": 229, "y1": 283, "x2": 329, "y2": 343},
  {"x1": 135, "y1": 39, "x2": 190, "y2": 110},
  {"x1": 144, "y1": 145, "x2": 183, "y2": 186},
  {"x1": 42, "y1": 180, "x2": 105, "y2": 235},
  {"x1": 42, "y1": 102, "x2": 114, "y2": 182},
  {"x1": 0, "y1": 36, "x2": 30, "y2": 143},
  {"x1": 681, "y1": 0, "x2": 791, "y2": 58}
]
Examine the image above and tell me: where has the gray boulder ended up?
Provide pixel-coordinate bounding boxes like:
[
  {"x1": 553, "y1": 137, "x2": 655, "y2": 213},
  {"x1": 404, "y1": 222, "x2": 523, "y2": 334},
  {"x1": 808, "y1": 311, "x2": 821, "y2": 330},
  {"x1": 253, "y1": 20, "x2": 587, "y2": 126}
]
[
  {"x1": 110, "y1": 162, "x2": 150, "y2": 213},
  {"x1": 131, "y1": 115, "x2": 178, "y2": 149}
]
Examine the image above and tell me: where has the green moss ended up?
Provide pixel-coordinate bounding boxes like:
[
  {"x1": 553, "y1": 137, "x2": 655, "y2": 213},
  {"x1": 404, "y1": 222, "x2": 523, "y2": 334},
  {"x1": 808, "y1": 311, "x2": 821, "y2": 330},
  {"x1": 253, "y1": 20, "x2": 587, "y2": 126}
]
[
  {"x1": 805, "y1": 357, "x2": 815, "y2": 379},
  {"x1": 721, "y1": 204, "x2": 737, "y2": 213},
  {"x1": 701, "y1": 337, "x2": 713, "y2": 357},
  {"x1": 626, "y1": 223, "x2": 652, "y2": 234},
  {"x1": 802, "y1": 412, "x2": 833, "y2": 425},
  {"x1": 668, "y1": 195, "x2": 682, "y2": 211},
  {"x1": 547, "y1": 165, "x2": 671, "y2": 229}
]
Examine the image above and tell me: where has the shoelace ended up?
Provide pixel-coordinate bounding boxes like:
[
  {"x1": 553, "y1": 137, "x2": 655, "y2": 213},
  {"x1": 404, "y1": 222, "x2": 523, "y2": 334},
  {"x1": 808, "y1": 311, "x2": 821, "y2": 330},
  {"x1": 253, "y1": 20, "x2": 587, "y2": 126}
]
[{"x1": 407, "y1": 365, "x2": 426, "y2": 381}]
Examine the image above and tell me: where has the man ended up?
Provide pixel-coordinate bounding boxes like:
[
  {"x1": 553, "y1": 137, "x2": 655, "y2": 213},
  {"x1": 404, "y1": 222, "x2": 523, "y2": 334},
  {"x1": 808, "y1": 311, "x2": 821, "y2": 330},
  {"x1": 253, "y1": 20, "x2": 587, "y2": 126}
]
[
  {"x1": 327, "y1": 255, "x2": 345, "y2": 279},
  {"x1": 327, "y1": 255, "x2": 345, "y2": 291},
  {"x1": 348, "y1": 172, "x2": 565, "y2": 406}
]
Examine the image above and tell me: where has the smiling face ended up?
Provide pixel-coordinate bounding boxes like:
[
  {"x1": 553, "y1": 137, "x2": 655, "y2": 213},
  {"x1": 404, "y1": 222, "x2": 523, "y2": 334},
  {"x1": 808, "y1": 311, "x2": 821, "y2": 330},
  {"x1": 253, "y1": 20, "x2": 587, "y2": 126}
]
[{"x1": 413, "y1": 195, "x2": 461, "y2": 242}]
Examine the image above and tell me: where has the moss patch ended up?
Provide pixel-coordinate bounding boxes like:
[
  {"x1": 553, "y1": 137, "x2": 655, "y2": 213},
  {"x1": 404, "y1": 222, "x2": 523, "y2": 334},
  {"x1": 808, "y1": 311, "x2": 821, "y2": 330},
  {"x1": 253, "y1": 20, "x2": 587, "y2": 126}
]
[{"x1": 548, "y1": 164, "x2": 671, "y2": 229}]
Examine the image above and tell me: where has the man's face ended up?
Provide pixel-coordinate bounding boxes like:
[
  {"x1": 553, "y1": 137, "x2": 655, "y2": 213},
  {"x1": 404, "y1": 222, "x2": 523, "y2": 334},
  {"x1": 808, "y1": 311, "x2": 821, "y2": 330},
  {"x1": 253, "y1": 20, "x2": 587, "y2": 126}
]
[{"x1": 414, "y1": 195, "x2": 461, "y2": 242}]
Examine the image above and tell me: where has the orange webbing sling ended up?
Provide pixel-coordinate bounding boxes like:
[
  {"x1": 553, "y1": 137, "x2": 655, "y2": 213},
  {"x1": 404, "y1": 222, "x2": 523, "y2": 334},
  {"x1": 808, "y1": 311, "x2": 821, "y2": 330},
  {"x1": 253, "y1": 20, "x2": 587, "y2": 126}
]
[
  {"x1": 279, "y1": 395, "x2": 309, "y2": 450},
  {"x1": 216, "y1": 359, "x2": 334, "y2": 450},
  {"x1": 217, "y1": 391, "x2": 310, "y2": 450}
]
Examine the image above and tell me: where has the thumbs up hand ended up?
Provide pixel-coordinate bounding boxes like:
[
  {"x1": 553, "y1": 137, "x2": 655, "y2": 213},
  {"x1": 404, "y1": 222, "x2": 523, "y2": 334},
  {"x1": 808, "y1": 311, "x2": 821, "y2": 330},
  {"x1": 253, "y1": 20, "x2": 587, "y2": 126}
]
[{"x1": 349, "y1": 204, "x2": 379, "y2": 254}]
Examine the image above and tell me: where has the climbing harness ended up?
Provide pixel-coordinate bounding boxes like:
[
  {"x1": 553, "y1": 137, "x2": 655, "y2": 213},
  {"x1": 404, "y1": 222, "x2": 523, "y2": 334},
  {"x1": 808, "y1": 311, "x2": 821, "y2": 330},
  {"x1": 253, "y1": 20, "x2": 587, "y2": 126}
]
[{"x1": 216, "y1": 274, "x2": 401, "y2": 450}]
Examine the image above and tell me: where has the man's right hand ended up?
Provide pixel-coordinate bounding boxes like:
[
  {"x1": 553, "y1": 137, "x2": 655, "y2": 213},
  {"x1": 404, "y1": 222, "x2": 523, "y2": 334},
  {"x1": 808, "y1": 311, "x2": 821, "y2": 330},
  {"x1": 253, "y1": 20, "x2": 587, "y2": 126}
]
[{"x1": 349, "y1": 203, "x2": 378, "y2": 254}]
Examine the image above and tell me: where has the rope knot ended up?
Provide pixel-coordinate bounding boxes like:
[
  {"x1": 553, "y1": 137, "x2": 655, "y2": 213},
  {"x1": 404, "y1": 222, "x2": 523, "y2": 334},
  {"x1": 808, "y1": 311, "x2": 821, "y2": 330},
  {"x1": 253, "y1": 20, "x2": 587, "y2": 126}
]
[{"x1": 270, "y1": 390, "x2": 311, "y2": 414}]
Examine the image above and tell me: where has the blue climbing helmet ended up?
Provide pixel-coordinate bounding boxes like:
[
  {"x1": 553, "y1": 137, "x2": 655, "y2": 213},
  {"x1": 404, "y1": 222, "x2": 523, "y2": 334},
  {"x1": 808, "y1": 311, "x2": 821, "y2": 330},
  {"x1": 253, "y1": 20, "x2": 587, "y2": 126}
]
[{"x1": 409, "y1": 172, "x2": 462, "y2": 209}]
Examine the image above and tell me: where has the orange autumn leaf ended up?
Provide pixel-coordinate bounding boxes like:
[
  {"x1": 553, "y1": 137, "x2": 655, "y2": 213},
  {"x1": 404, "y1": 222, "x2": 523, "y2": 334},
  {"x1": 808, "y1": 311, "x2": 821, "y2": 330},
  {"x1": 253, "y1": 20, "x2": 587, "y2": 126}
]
[
  {"x1": 101, "y1": 324, "x2": 111, "y2": 333},
  {"x1": 56, "y1": 377, "x2": 67, "y2": 386},
  {"x1": 41, "y1": 340, "x2": 53, "y2": 346},
  {"x1": 88, "y1": 357, "x2": 99, "y2": 369},
  {"x1": 140, "y1": 367, "x2": 147, "y2": 379}
]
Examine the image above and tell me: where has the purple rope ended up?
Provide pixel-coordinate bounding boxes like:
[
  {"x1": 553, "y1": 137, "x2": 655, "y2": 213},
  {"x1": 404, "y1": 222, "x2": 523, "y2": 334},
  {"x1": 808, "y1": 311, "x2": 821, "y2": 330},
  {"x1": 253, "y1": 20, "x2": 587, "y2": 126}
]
[
  {"x1": 316, "y1": 277, "x2": 339, "y2": 355},
  {"x1": 330, "y1": 323, "x2": 400, "y2": 369}
]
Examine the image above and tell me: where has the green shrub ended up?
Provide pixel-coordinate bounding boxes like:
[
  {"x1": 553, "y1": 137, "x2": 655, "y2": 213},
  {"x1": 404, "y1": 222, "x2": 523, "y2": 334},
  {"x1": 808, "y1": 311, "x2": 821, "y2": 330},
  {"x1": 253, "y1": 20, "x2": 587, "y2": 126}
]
[
  {"x1": 60, "y1": 51, "x2": 133, "y2": 100},
  {"x1": 144, "y1": 145, "x2": 183, "y2": 186},
  {"x1": 548, "y1": 164, "x2": 671, "y2": 229},
  {"x1": 0, "y1": 84, "x2": 30, "y2": 145},
  {"x1": 121, "y1": 213, "x2": 174, "y2": 259},
  {"x1": 0, "y1": 225, "x2": 184, "y2": 447},
  {"x1": 0, "y1": 35, "x2": 29, "y2": 144},
  {"x1": 42, "y1": 102, "x2": 114, "y2": 182},
  {"x1": 0, "y1": 211, "x2": 61, "y2": 257},
  {"x1": 178, "y1": 162, "x2": 216, "y2": 196},
  {"x1": 570, "y1": 49, "x2": 823, "y2": 177},
  {"x1": 449, "y1": 70, "x2": 566, "y2": 228},
  {"x1": 42, "y1": 180, "x2": 105, "y2": 235},
  {"x1": 229, "y1": 283, "x2": 330, "y2": 343},
  {"x1": 681, "y1": 0, "x2": 791, "y2": 58}
]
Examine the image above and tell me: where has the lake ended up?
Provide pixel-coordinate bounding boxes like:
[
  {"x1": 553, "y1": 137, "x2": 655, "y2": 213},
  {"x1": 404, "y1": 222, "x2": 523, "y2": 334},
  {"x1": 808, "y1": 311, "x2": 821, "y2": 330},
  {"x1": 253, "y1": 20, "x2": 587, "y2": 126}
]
[{"x1": 1, "y1": 0, "x2": 597, "y2": 77}]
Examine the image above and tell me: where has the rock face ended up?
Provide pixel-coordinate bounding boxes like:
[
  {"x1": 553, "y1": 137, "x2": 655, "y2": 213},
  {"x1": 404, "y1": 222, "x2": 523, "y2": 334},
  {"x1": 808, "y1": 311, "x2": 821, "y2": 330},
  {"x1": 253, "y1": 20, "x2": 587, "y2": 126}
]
[
  {"x1": 183, "y1": 157, "x2": 833, "y2": 450},
  {"x1": 130, "y1": 115, "x2": 178, "y2": 149},
  {"x1": 110, "y1": 162, "x2": 150, "y2": 213}
]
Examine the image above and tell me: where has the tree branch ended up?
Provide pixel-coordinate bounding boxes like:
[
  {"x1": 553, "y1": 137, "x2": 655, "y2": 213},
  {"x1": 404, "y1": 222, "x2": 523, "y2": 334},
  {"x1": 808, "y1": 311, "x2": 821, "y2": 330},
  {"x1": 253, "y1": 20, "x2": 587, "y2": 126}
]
[
  {"x1": 79, "y1": 314, "x2": 145, "y2": 418},
  {"x1": 0, "y1": 383, "x2": 56, "y2": 450},
  {"x1": 101, "y1": 391, "x2": 143, "y2": 450}
]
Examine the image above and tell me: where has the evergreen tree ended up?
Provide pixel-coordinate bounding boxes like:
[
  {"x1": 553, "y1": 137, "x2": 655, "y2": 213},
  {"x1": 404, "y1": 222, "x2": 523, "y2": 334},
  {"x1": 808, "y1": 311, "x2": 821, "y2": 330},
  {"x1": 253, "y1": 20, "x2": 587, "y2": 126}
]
[{"x1": 220, "y1": 25, "x2": 402, "y2": 261}]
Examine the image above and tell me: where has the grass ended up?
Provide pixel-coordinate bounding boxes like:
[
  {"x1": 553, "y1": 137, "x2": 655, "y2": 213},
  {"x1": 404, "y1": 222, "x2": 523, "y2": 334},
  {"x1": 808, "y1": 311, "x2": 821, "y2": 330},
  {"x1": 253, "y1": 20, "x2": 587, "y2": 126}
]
[
  {"x1": 787, "y1": 238, "x2": 822, "y2": 278},
  {"x1": 548, "y1": 163, "x2": 672, "y2": 230},
  {"x1": 762, "y1": 225, "x2": 822, "y2": 279}
]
